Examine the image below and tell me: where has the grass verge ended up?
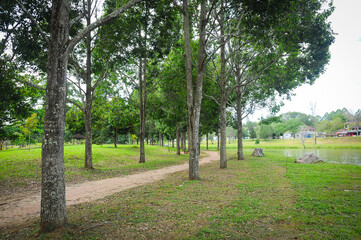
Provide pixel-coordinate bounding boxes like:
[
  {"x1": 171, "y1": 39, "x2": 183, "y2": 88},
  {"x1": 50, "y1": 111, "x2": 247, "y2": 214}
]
[
  {"x1": 202, "y1": 137, "x2": 361, "y2": 150},
  {"x1": 1, "y1": 150, "x2": 360, "y2": 239},
  {"x1": 0, "y1": 144, "x2": 188, "y2": 197}
]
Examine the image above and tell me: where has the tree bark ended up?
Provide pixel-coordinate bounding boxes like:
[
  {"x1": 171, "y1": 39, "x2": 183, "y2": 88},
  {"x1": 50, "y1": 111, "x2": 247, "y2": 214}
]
[
  {"x1": 236, "y1": 86, "x2": 244, "y2": 160},
  {"x1": 180, "y1": 131, "x2": 184, "y2": 150},
  {"x1": 220, "y1": 102, "x2": 227, "y2": 168},
  {"x1": 40, "y1": 0, "x2": 69, "y2": 232},
  {"x1": 114, "y1": 129, "x2": 117, "y2": 148},
  {"x1": 183, "y1": 0, "x2": 207, "y2": 180},
  {"x1": 38, "y1": 0, "x2": 142, "y2": 231},
  {"x1": 184, "y1": 132, "x2": 187, "y2": 151},
  {"x1": 176, "y1": 122, "x2": 180, "y2": 155},
  {"x1": 159, "y1": 131, "x2": 161, "y2": 146},
  {"x1": 206, "y1": 133, "x2": 208, "y2": 150},
  {"x1": 84, "y1": 1, "x2": 93, "y2": 169},
  {"x1": 139, "y1": 58, "x2": 146, "y2": 163},
  {"x1": 219, "y1": 4, "x2": 227, "y2": 169}
]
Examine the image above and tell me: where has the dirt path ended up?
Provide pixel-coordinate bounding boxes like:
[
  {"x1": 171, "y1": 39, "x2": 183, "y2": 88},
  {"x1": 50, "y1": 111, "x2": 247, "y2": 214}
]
[{"x1": 0, "y1": 151, "x2": 219, "y2": 227}]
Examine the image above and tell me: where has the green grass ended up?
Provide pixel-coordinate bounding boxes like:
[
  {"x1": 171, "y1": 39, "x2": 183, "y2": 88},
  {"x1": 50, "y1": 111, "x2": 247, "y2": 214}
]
[
  {"x1": 202, "y1": 137, "x2": 361, "y2": 150},
  {"x1": 0, "y1": 144, "x2": 188, "y2": 193},
  {"x1": 2, "y1": 149, "x2": 360, "y2": 239}
]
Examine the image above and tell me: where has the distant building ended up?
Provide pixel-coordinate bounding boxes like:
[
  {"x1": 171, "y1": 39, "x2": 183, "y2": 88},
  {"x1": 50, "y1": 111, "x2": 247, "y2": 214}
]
[
  {"x1": 335, "y1": 122, "x2": 361, "y2": 137},
  {"x1": 335, "y1": 128, "x2": 348, "y2": 137},
  {"x1": 295, "y1": 125, "x2": 316, "y2": 138},
  {"x1": 283, "y1": 132, "x2": 293, "y2": 139}
]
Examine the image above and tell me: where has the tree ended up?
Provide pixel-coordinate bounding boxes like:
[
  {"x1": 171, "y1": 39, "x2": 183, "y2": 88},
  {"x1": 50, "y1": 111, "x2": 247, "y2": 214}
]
[
  {"x1": 0, "y1": 56, "x2": 33, "y2": 132},
  {"x1": 20, "y1": 113, "x2": 38, "y2": 150},
  {"x1": 65, "y1": 106, "x2": 85, "y2": 143},
  {"x1": 5, "y1": 0, "x2": 143, "y2": 232},
  {"x1": 157, "y1": 47, "x2": 188, "y2": 155},
  {"x1": 101, "y1": 0, "x2": 180, "y2": 163},
  {"x1": 259, "y1": 124, "x2": 274, "y2": 140},
  {"x1": 284, "y1": 118, "x2": 304, "y2": 136},
  {"x1": 318, "y1": 117, "x2": 344, "y2": 134},
  {"x1": 66, "y1": 0, "x2": 115, "y2": 169},
  {"x1": 181, "y1": 0, "x2": 208, "y2": 179},
  {"x1": 310, "y1": 102, "x2": 319, "y2": 144},
  {"x1": 229, "y1": 0, "x2": 334, "y2": 160}
]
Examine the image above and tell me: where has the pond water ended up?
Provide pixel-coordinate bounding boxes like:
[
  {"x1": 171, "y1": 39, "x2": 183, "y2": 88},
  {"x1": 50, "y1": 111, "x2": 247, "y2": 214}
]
[{"x1": 277, "y1": 148, "x2": 361, "y2": 166}]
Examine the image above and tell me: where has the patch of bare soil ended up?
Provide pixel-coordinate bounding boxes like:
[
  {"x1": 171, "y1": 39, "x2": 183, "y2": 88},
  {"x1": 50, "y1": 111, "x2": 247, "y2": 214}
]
[{"x1": 0, "y1": 151, "x2": 219, "y2": 228}]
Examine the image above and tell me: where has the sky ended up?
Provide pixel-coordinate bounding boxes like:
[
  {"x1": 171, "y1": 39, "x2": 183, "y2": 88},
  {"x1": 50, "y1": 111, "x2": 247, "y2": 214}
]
[{"x1": 248, "y1": 0, "x2": 361, "y2": 121}]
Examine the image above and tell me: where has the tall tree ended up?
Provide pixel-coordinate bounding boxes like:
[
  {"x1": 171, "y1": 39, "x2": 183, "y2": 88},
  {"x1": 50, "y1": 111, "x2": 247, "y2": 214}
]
[
  {"x1": 102, "y1": 0, "x2": 180, "y2": 163},
  {"x1": 5, "y1": 0, "x2": 143, "y2": 232},
  {"x1": 66, "y1": 0, "x2": 113, "y2": 169},
  {"x1": 181, "y1": 0, "x2": 210, "y2": 180},
  {"x1": 229, "y1": 0, "x2": 334, "y2": 160}
]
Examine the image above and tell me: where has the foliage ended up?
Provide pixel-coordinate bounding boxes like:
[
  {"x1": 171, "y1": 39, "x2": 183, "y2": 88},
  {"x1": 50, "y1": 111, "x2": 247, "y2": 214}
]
[
  {"x1": 318, "y1": 117, "x2": 345, "y2": 134},
  {"x1": 66, "y1": 106, "x2": 85, "y2": 136},
  {"x1": 92, "y1": 97, "x2": 138, "y2": 145},
  {"x1": 0, "y1": 56, "x2": 32, "y2": 127},
  {"x1": 258, "y1": 124, "x2": 274, "y2": 139}
]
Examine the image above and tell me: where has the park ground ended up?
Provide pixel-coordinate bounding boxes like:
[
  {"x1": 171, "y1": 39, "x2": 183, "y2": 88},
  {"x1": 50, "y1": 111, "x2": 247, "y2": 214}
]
[{"x1": 0, "y1": 137, "x2": 361, "y2": 239}]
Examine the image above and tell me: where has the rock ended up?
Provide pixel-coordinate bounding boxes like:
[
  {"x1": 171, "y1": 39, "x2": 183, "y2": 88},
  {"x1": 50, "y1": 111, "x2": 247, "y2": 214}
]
[
  {"x1": 295, "y1": 153, "x2": 323, "y2": 164},
  {"x1": 252, "y1": 148, "x2": 265, "y2": 157}
]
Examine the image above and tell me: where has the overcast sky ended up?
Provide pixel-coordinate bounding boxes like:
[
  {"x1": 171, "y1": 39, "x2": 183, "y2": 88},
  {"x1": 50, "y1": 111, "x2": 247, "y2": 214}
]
[{"x1": 249, "y1": 0, "x2": 361, "y2": 120}]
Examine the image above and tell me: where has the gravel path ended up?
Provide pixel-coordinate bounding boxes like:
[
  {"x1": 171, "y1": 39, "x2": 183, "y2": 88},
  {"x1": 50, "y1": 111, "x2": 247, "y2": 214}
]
[{"x1": 0, "y1": 151, "x2": 219, "y2": 227}]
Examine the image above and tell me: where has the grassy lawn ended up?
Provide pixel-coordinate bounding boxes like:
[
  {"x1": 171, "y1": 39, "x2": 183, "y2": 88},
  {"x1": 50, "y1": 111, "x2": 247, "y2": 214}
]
[
  {"x1": 2, "y1": 149, "x2": 360, "y2": 239},
  {"x1": 202, "y1": 137, "x2": 361, "y2": 150},
  {"x1": 0, "y1": 144, "x2": 188, "y2": 195}
]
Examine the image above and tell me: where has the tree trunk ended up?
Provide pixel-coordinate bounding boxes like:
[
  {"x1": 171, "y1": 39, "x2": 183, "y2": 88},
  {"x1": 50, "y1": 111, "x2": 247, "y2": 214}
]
[
  {"x1": 198, "y1": 134, "x2": 201, "y2": 155},
  {"x1": 84, "y1": 91, "x2": 93, "y2": 168},
  {"x1": 84, "y1": 1, "x2": 93, "y2": 169},
  {"x1": 220, "y1": 103, "x2": 227, "y2": 168},
  {"x1": 40, "y1": 0, "x2": 69, "y2": 232},
  {"x1": 114, "y1": 129, "x2": 118, "y2": 148},
  {"x1": 183, "y1": 0, "x2": 207, "y2": 180},
  {"x1": 176, "y1": 122, "x2": 180, "y2": 155},
  {"x1": 184, "y1": 132, "x2": 187, "y2": 151},
  {"x1": 219, "y1": 5, "x2": 227, "y2": 169},
  {"x1": 159, "y1": 131, "x2": 161, "y2": 146},
  {"x1": 217, "y1": 129, "x2": 220, "y2": 151},
  {"x1": 206, "y1": 133, "x2": 208, "y2": 150},
  {"x1": 139, "y1": 58, "x2": 146, "y2": 163},
  {"x1": 236, "y1": 87, "x2": 244, "y2": 160},
  {"x1": 180, "y1": 131, "x2": 184, "y2": 150}
]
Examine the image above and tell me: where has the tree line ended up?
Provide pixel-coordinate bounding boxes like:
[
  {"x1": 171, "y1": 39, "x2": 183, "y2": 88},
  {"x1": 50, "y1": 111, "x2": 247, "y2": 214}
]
[
  {"x1": 249, "y1": 108, "x2": 361, "y2": 140},
  {"x1": 0, "y1": 0, "x2": 334, "y2": 232}
]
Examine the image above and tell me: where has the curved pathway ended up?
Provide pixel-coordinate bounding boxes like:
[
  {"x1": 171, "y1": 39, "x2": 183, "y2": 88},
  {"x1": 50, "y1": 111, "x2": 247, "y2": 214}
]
[{"x1": 0, "y1": 151, "x2": 219, "y2": 227}]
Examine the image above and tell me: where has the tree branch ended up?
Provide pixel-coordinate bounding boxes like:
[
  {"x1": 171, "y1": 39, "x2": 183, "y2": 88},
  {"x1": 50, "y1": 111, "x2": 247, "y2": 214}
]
[
  {"x1": 67, "y1": 98, "x2": 85, "y2": 112},
  {"x1": 69, "y1": 55, "x2": 86, "y2": 79},
  {"x1": 203, "y1": 91, "x2": 220, "y2": 106},
  {"x1": 14, "y1": 0, "x2": 49, "y2": 45},
  {"x1": 66, "y1": 0, "x2": 143, "y2": 54},
  {"x1": 15, "y1": 77, "x2": 46, "y2": 91},
  {"x1": 67, "y1": 77, "x2": 86, "y2": 96}
]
